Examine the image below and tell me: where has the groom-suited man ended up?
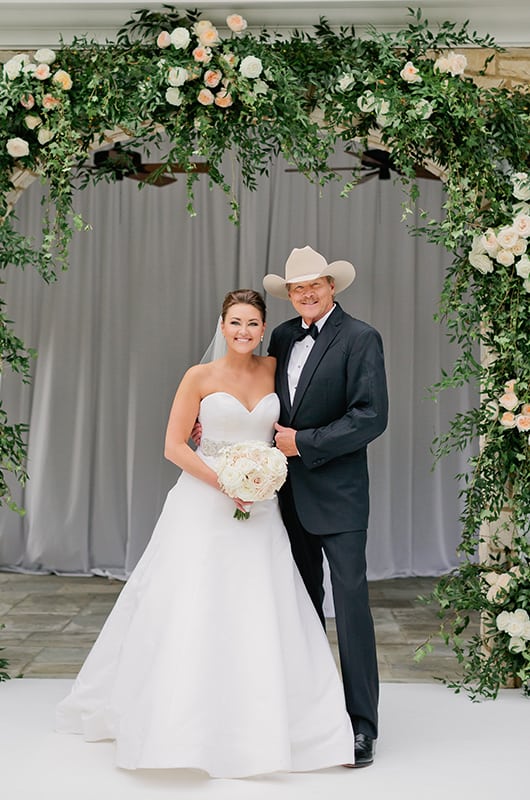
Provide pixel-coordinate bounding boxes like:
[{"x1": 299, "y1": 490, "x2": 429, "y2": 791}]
[{"x1": 263, "y1": 246, "x2": 388, "y2": 768}]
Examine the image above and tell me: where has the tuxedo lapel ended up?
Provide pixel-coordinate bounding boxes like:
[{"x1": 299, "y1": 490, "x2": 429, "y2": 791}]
[
  {"x1": 276, "y1": 319, "x2": 299, "y2": 412},
  {"x1": 289, "y1": 306, "x2": 342, "y2": 422}
]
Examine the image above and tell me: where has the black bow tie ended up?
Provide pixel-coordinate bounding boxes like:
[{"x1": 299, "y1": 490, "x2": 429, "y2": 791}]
[{"x1": 294, "y1": 322, "x2": 319, "y2": 342}]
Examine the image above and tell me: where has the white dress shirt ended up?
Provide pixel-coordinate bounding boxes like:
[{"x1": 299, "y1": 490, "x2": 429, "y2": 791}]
[{"x1": 287, "y1": 305, "x2": 335, "y2": 404}]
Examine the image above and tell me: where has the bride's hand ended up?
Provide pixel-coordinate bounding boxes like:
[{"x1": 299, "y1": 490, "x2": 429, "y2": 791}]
[{"x1": 232, "y1": 496, "x2": 253, "y2": 514}]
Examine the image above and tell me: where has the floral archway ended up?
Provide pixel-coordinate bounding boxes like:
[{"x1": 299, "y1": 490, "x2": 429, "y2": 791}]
[{"x1": 0, "y1": 7, "x2": 529, "y2": 695}]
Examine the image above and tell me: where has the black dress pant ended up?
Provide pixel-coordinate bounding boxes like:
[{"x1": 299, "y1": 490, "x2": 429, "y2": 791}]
[{"x1": 279, "y1": 479, "x2": 379, "y2": 739}]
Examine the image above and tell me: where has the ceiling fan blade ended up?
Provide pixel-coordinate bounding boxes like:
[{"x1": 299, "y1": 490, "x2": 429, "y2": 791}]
[{"x1": 127, "y1": 171, "x2": 177, "y2": 187}]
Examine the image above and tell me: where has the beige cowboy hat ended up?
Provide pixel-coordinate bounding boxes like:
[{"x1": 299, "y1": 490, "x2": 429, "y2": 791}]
[{"x1": 263, "y1": 245, "x2": 356, "y2": 300}]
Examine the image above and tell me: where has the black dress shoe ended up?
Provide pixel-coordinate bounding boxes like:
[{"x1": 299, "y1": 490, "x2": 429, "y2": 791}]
[{"x1": 353, "y1": 733, "x2": 375, "y2": 768}]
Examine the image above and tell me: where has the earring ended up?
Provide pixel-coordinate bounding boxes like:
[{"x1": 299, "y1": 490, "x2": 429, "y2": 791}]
[{"x1": 260, "y1": 335, "x2": 264, "y2": 342}]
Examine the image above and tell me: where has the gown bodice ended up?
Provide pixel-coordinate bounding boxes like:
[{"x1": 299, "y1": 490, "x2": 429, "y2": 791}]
[{"x1": 198, "y1": 392, "x2": 279, "y2": 453}]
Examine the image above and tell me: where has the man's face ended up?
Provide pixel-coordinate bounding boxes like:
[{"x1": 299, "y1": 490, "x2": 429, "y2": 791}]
[{"x1": 287, "y1": 277, "x2": 335, "y2": 324}]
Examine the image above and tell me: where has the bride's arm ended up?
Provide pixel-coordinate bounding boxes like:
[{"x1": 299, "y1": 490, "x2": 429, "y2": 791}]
[{"x1": 164, "y1": 367, "x2": 220, "y2": 490}]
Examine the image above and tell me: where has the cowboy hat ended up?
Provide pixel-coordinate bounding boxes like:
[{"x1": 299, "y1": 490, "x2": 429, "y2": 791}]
[{"x1": 263, "y1": 245, "x2": 356, "y2": 300}]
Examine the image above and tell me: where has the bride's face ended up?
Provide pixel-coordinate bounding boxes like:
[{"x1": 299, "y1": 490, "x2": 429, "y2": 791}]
[{"x1": 221, "y1": 303, "x2": 265, "y2": 353}]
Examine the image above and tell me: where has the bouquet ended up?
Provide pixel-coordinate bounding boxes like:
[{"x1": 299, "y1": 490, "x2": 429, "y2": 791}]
[{"x1": 216, "y1": 440, "x2": 288, "y2": 520}]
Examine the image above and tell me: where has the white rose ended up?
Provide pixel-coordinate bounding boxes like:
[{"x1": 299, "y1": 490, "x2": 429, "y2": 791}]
[
  {"x1": 434, "y1": 55, "x2": 450, "y2": 74},
  {"x1": 471, "y1": 234, "x2": 486, "y2": 254},
  {"x1": 447, "y1": 52, "x2": 467, "y2": 76},
  {"x1": 34, "y1": 48, "x2": 56, "y2": 65},
  {"x1": 496, "y1": 610, "x2": 511, "y2": 631},
  {"x1": 193, "y1": 20, "x2": 213, "y2": 35},
  {"x1": 496, "y1": 226, "x2": 519, "y2": 249},
  {"x1": 469, "y1": 252, "x2": 493, "y2": 273},
  {"x1": 24, "y1": 114, "x2": 41, "y2": 130},
  {"x1": 37, "y1": 127, "x2": 54, "y2": 145},
  {"x1": 376, "y1": 99, "x2": 391, "y2": 128},
  {"x1": 496, "y1": 249, "x2": 515, "y2": 267},
  {"x1": 512, "y1": 172, "x2": 530, "y2": 202},
  {"x1": 165, "y1": 87, "x2": 183, "y2": 106},
  {"x1": 522, "y1": 621, "x2": 530, "y2": 640},
  {"x1": 414, "y1": 99, "x2": 433, "y2": 119},
  {"x1": 524, "y1": 278, "x2": 530, "y2": 293},
  {"x1": 357, "y1": 90, "x2": 377, "y2": 113},
  {"x1": 513, "y1": 214, "x2": 530, "y2": 238},
  {"x1": 506, "y1": 617, "x2": 527, "y2": 637},
  {"x1": 508, "y1": 637, "x2": 526, "y2": 653},
  {"x1": 515, "y1": 254, "x2": 530, "y2": 279},
  {"x1": 239, "y1": 55, "x2": 263, "y2": 79},
  {"x1": 168, "y1": 66, "x2": 188, "y2": 86},
  {"x1": 170, "y1": 27, "x2": 191, "y2": 49},
  {"x1": 512, "y1": 238, "x2": 527, "y2": 257},
  {"x1": 24, "y1": 63, "x2": 36, "y2": 75},
  {"x1": 504, "y1": 379, "x2": 517, "y2": 392},
  {"x1": 6, "y1": 137, "x2": 30, "y2": 158},
  {"x1": 481, "y1": 228, "x2": 499, "y2": 256},
  {"x1": 513, "y1": 608, "x2": 530, "y2": 624},
  {"x1": 3, "y1": 56, "x2": 24, "y2": 80},
  {"x1": 400, "y1": 61, "x2": 422, "y2": 83},
  {"x1": 337, "y1": 72, "x2": 356, "y2": 92},
  {"x1": 253, "y1": 79, "x2": 269, "y2": 96},
  {"x1": 485, "y1": 400, "x2": 499, "y2": 420}
]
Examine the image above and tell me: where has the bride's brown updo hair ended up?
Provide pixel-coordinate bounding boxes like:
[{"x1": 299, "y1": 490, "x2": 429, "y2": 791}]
[{"x1": 221, "y1": 289, "x2": 267, "y2": 322}]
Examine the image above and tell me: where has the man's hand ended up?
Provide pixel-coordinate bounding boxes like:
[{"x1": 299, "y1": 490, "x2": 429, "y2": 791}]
[
  {"x1": 274, "y1": 423, "x2": 299, "y2": 457},
  {"x1": 190, "y1": 419, "x2": 202, "y2": 446}
]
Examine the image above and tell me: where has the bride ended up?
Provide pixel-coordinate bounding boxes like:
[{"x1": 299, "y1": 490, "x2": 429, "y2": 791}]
[{"x1": 55, "y1": 289, "x2": 354, "y2": 777}]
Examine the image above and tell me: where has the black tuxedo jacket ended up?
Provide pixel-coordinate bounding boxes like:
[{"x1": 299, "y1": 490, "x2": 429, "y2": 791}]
[{"x1": 268, "y1": 303, "x2": 388, "y2": 534}]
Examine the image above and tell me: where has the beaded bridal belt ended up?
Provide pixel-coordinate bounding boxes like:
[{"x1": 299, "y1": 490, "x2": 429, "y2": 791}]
[{"x1": 199, "y1": 438, "x2": 233, "y2": 456}]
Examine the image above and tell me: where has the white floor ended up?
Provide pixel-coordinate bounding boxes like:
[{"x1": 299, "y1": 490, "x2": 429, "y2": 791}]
[{"x1": 1, "y1": 680, "x2": 528, "y2": 800}]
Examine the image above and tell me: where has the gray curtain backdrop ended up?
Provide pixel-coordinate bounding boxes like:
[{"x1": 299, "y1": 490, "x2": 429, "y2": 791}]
[{"x1": 0, "y1": 153, "x2": 477, "y2": 580}]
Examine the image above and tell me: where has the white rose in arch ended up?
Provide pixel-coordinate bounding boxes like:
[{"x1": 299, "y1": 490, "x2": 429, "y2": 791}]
[
  {"x1": 170, "y1": 27, "x2": 191, "y2": 49},
  {"x1": 513, "y1": 213, "x2": 530, "y2": 238},
  {"x1": 468, "y1": 252, "x2": 493, "y2": 273},
  {"x1": 499, "y1": 391, "x2": 519, "y2": 411},
  {"x1": 447, "y1": 52, "x2": 467, "y2": 76},
  {"x1": 376, "y1": 99, "x2": 392, "y2": 128},
  {"x1": 434, "y1": 55, "x2": 450, "y2": 74},
  {"x1": 414, "y1": 99, "x2": 434, "y2": 119},
  {"x1": 357, "y1": 90, "x2": 377, "y2": 113},
  {"x1": 484, "y1": 400, "x2": 499, "y2": 420},
  {"x1": 165, "y1": 87, "x2": 183, "y2": 106},
  {"x1": 515, "y1": 254, "x2": 530, "y2": 279},
  {"x1": 481, "y1": 228, "x2": 499, "y2": 256},
  {"x1": 522, "y1": 621, "x2": 530, "y2": 640},
  {"x1": 3, "y1": 56, "x2": 25, "y2": 79},
  {"x1": 496, "y1": 226, "x2": 519, "y2": 249},
  {"x1": 471, "y1": 234, "x2": 486, "y2": 254},
  {"x1": 508, "y1": 636, "x2": 526, "y2": 653},
  {"x1": 506, "y1": 617, "x2": 527, "y2": 637},
  {"x1": 193, "y1": 20, "x2": 214, "y2": 35},
  {"x1": 37, "y1": 127, "x2": 55, "y2": 145},
  {"x1": 512, "y1": 238, "x2": 527, "y2": 257},
  {"x1": 7, "y1": 137, "x2": 30, "y2": 158},
  {"x1": 524, "y1": 278, "x2": 530, "y2": 292},
  {"x1": 34, "y1": 48, "x2": 56, "y2": 65},
  {"x1": 513, "y1": 608, "x2": 530, "y2": 623},
  {"x1": 24, "y1": 114, "x2": 42, "y2": 130},
  {"x1": 512, "y1": 172, "x2": 530, "y2": 202},
  {"x1": 337, "y1": 72, "x2": 356, "y2": 91},
  {"x1": 400, "y1": 61, "x2": 422, "y2": 83},
  {"x1": 168, "y1": 66, "x2": 188, "y2": 86},
  {"x1": 505, "y1": 379, "x2": 517, "y2": 392},
  {"x1": 239, "y1": 55, "x2": 263, "y2": 79},
  {"x1": 496, "y1": 249, "x2": 515, "y2": 267},
  {"x1": 496, "y1": 610, "x2": 511, "y2": 631}
]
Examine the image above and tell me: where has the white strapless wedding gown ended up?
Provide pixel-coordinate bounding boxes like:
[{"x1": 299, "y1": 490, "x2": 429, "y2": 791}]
[{"x1": 56, "y1": 392, "x2": 353, "y2": 777}]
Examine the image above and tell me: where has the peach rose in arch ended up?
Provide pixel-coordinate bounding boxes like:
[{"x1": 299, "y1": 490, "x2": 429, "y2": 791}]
[
  {"x1": 226, "y1": 14, "x2": 248, "y2": 32},
  {"x1": 34, "y1": 63, "x2": 51, "y2": 80},
  {"x1": 197, "y1": 88, "x2": 215, "y2": 105},
  {"x1": 499, "y1": 391, "x2": 519, "y2": 411},
  {"x1": 193, "y1": 46, "x2": 212, "y2": 64},
  {"x1": 198, "y1": 26, "x2": 221, "y2": 47},
  {"x1": 204, "y1": 69, "x2": 222, "y2": 88},
  {"x1": 515, "y1": 414, "x2": 530, "y2": 432},
  {"x1": 214, "y1": 89, "x2": 233, "y2": 108},
  {"x1": 20, "y1": 93, "x2": 35, "y2": 109},
  {"x1": 500, "y1": 412, "x2": 517, "y2": 428},
  {"x1": 53, "y1": 69, "x2": 73, "y2": 90},
  {"x1": 42, "y1": 94, "x2": 61, "y2": 110}
]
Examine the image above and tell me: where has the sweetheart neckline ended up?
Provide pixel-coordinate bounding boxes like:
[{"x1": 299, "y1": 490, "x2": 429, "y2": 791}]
[{"x1": 201, "y1": 391, "x2": 277, "y2": 414}]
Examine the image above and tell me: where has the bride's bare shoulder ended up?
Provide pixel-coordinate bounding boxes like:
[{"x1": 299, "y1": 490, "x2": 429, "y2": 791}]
[{"x1": 259, "y1": 355, "x2": 276, "y2": 375}]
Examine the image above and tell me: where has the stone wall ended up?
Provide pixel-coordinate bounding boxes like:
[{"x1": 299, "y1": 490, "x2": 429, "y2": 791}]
[{"x1": 463, "y1": 47, "x2": 530, "y2": 90}]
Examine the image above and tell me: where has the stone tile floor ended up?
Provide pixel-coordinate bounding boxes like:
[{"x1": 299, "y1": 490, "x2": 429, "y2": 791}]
[{"x1": 0, "y1": 572, "x2": 476, "y2": 681}]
